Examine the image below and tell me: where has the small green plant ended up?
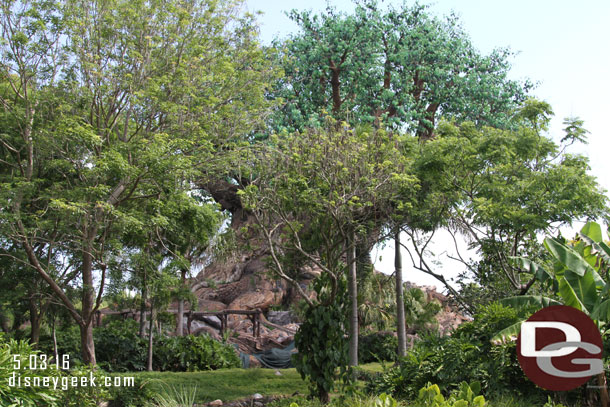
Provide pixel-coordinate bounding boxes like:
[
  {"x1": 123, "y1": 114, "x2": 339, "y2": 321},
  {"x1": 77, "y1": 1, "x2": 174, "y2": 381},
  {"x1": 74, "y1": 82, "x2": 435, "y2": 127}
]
[
  {"x1": 373, "y1": 393, "x2": 398, "y2": 407},
  {"x1": 416, "y1": 382, "x2": 486, "y2": 407},
  {"x1": 145, "y1": 385, "x2": 197, "y2": 407}
]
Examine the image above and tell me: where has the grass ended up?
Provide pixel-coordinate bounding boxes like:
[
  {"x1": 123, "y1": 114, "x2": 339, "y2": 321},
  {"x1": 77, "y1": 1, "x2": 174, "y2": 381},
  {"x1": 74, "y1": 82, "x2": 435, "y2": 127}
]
[{"x1": 115, "y1": 368, "x2": 307, "y2": 403}]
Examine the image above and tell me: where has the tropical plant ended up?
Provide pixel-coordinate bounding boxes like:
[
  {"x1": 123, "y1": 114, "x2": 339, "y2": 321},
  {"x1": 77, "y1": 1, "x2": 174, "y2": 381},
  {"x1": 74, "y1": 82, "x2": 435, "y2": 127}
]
[
  {"x1": 491, "y1": 221, "x2": 610, "y2": 406},
  {"x1": 416, "y1": 382, "x2": 486, "y2": 407}
]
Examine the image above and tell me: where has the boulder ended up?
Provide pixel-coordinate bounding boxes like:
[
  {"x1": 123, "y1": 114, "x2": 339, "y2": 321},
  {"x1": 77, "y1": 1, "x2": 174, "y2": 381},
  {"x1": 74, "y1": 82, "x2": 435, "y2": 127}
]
[{"x1": 267, "y1": 311, "x2": 294, "y2": 326}]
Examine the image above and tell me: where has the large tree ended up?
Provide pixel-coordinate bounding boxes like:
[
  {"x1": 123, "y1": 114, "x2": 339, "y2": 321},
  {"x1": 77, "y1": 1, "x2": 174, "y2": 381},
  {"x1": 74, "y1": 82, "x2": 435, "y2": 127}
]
[
  {"x1": 405, "y1": 101, "x2": 608, "y2": 308},
  {"x1": 240, "y1": 122, "x2": 415, "y2": 400},
  {"x1": 0, "y1": 0, "x2": 275, "y2": 364},
  {"x1": 272, "y1": 1, "x2": 530, "y2": 138}
]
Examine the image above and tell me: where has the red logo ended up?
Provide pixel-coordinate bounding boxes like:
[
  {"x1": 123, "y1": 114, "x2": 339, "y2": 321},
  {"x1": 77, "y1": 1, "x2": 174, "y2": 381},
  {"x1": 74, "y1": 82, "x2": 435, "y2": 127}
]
[{"x1": 517, "y1": 305, "x2": 603, "y2": 391}]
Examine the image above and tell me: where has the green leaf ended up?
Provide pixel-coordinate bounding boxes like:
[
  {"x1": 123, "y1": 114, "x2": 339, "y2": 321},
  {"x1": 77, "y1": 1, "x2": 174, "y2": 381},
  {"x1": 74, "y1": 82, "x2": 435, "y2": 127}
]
[
  {"x1": 591, "y1": 299, "x2": 610, "y2": 323},
  {"x1": 491, "y1": 320, "x2": 524, "y2": 344},
  {"x1": 544, "y1": 237, "x2": 596, "y2": 276},
  {"x1": 581, "y1": 221, "x2": 603, "y2": 242},
  {"x1": 510, "y1": 256, "x2": 553, "y2": 283},
  {"x1": 558, "y1": 277, "x2": 585, "y2": 311},
  {"x1": 563, "y1": 270, "x2": 598, "y2": 313},
  {"x1": 499, "y1": 295, "x2": 560, "y2": 309}
]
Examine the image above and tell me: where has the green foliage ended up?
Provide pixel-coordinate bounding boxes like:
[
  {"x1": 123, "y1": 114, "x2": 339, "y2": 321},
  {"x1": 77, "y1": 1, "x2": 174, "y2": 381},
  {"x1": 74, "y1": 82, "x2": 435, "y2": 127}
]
[
  {"x1": 108, "y1": 376, "x2": 156, "y2": 407},
  {"x1": 153, "y1": 334, "x2": 240, "y2": 372},
  {"x1": 273, "y1": 1, "x2": 529, "y2": 135},
  {"x1": 366, "y1": 303, "x2": 538, "y2": 400},
  {"x1": 416, "y1": 382, "x2": 486, "y2": 407},
  {"x1": 93, "y1": 320, "x2": 148, "y2": 372},
  {"x1": 432, "y1": 117, "x2": 607, "y2": 306},
  {"x1": 358, "y1": 332, "x2": 398, "y2": 363},
  {"x1": 144, "y1": 385, "x2": 197, "y2": 407},
  {"x1": 0, "y1": 336, "x2": 61, "y2": 407},
  {"x1": 492, "y1": 221, "x2": 610, "y2": 344},
  {"x1": 293, "y1": 276, "x2": 350, "y2": 402},
  {"x1": 57, "y1": 365, "x2": 110, "y2": 407}
]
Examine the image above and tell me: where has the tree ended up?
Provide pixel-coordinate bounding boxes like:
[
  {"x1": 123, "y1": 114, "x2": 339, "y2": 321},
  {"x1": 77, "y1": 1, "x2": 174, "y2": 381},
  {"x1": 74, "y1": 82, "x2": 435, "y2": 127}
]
[
  {"x1": 240, "y1": 121, "x2": 415, "y2": 401},
  {"x1": 409, "y1": 102, "x2": 608, "y2": 307},
  {"x1": 270, "y1": 0, "x2": 531, "y2": 356},
  {"x1": 492, "y1": 222, "x2": 610, "y2": 407},
  {"x1": 272, "y1": 1, "x2": 529, "y2": 137},
  {"x1": 0, "y1": 0, "x2": 273, "y2": 364}
]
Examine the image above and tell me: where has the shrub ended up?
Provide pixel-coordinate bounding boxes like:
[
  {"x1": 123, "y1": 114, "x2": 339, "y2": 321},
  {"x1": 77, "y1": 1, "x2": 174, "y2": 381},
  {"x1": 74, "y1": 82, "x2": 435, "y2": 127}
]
[
  {"x1": 0, "y1": 335, "x2": 62, "y2": 407},
  {"x1": 365, "y1": 303, "x2": 541, "y2": 400},
  {"x1": 56, "y1": 365, "x2": 110, "y2": 407},
  {"x1": 107, "y1": 376, "x2": 157, "y2": 407},
  {"x1": 153, "y1": 334, "x2": 240, "y2": 371},
  {"x1": 94, "y1": 320, "x2": 147, "y2": 372},
  {"x1": 358, "y1": 332, "x2": 398, "y2": 363}
]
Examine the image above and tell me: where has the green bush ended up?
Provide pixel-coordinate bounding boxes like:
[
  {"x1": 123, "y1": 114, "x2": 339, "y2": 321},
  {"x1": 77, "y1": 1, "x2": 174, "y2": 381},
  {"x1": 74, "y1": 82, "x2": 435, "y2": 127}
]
[
  {"x1": 153, "y1": 334, "x2": 240, "y2": 371},
  {"x1": 365, "y1": 303, "x2": 541, "y2": 400},
  {"x1": 358, "y1": 332, "x2": 398, "y2": 363},
  {"x1": 0, "y1": 335, "x2": 62, "y2": 407},
  {"x1": 56, "y1": 365, "x2": 110, "y2": 407},
  {"x1": 108, "y1": 376, "x2": 157, "y2": 407},
  {"x1": 41, "y1": 320, "x2": 238, "y2": 372},
  {"x1": 94, "y1": 320, "x2": 148, "y2": 372}
]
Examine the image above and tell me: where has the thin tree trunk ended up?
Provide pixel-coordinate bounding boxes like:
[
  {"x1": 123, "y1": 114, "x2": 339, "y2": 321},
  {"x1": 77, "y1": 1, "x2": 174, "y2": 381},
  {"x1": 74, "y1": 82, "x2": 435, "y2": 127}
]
[
  {"x1": 0, "y1": 307, "x2": 10, "y2": 333},
  {"x1": 80, "y1": 225, "x2": 97, "y2": 365},
  {"x1": 28, "y1": 297, "x2": 41, "y2": 345},
  {"x1": 347, "y1": 232, "x2": 358, "y2": 368},
  {"x1": 395, "y1": 230, "x2": 407, "y2": 358},
  {"x1": 147, "y1": 304, "x2": 154, "y2": 371},
  {"x1": 52, "y1": 317, "x2": 58, "y2": 364},
  {"x1": 176, "y1": 269, "x2": 186, "y2": 336},
  {"x1": 139, "y1": 275, "x2": 148, "y2": 338},
  {"x1": 599, "y1": 372, "x2": 609, "y2": 407}
]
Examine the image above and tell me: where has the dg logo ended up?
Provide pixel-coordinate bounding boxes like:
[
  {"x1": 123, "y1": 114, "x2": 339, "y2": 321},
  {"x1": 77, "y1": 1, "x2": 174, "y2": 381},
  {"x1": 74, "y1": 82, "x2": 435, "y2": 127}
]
[{"x1": 517, "y1": 305, "x2": 604, "y2": 391}]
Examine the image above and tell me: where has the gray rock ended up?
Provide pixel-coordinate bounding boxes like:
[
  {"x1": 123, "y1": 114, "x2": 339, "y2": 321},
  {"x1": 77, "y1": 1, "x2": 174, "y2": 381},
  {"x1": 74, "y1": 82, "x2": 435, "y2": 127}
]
[
  {"x1": 267, "y1": 311, "x2": 293, "y2": 326},
  {"x1": 252, "y1": 393, "x2": 263, "y2": 400},
  {"x1": 209, "y1": 400, "x2": 223, "y2": 406}
]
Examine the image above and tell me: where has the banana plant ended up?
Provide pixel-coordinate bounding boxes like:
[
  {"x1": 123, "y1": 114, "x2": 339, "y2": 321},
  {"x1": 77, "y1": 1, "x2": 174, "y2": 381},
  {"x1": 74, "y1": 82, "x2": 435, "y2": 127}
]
[
  {"x1": 491, "y1": 221, "x2": 610, "y2": 344},
  {"x1": 490, "y1": 222, "x2": 610, "y2": 407}
]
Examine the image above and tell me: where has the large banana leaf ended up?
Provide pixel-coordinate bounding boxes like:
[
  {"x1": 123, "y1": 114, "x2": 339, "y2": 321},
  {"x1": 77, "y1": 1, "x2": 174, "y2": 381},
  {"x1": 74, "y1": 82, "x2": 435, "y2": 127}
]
[
  {"x1": 563, "y1": 269, "x2": 598, "y2": 313},
  {"x1": 581, "y1": 221, "x2": 603, "y2": 242},
  {"x1": 580, "y1": 233, "x2": 610, "y2": 265},
  {"x1": 544, "y1": 237, "x2": 597, "y2": 277},
  {"x1": 491, "y1": 320, "x2": 524, "y2": 344},
  {"x1": 591, "y1": 299, "x2": 610, "y2": 322},
  {"x1": 558, "y1": 277, "x2": 585, "y2": 311}
]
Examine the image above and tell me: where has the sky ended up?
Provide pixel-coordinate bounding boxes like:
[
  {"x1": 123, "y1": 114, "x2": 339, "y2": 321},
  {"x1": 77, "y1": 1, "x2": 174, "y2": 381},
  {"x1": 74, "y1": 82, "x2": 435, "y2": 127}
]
[{"x1": 245, "y1": 0, "x2": 610, "y2": 290}]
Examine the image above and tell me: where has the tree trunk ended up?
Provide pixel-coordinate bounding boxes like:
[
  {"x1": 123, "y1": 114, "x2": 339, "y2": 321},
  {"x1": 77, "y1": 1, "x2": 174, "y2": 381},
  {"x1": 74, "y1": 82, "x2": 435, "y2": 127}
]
[
  {"x1": 80, "y1": 228, "x2": 97, "y2": 365},
  {"x1": 176, "y1": 269, "x2": 187, "y2": 336},
  {"x1": 319, "y1": 388, "x2": 330, "y2": 404},
  {"x1": 52, "y1": 317, "x2": 59, "y2": 364},
  {"x1": 347, "y1": 232, "x2": 358, "y2": 368},
  {"x1": 147, "y1": 304, "x2": 154, "y2": 372},
  {"x1": 79, "y1": 322, "x2": 96, "y2": 365},
  {"x1": 599, "y1": 372, "x2": 609, "y2": 407},
  {"x1": 28, "y1": 297, "x2": 41, "y2": 345},
  {"x1": 139, "y1": 279, "x2": 148, "y2": 338},
  {"x1": 395, "y1": 230, "x2": 407, "y2": 358}
]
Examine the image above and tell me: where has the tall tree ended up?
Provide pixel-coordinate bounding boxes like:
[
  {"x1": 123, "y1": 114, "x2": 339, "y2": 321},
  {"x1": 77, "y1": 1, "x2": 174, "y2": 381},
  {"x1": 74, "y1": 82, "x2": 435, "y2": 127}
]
[
  {"x1": 0, "y1": 0, "x2": 274, "y2": 364},
  {"x1": 407, "y1": 102, "x2": 608, "y2": 308},
  {"x1": 240, "y1": 121, "x2": 415, "y2": 400},
  {"x1": 272, "y1": 1, "x2": 530, "y2": 137}
]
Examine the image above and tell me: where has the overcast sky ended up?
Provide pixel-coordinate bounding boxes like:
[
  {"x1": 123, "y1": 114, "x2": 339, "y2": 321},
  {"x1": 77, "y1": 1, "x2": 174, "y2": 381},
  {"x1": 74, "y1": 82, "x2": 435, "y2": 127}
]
[{"x1": 245, "y1": 0, "x2": 610, "y2": 289}]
